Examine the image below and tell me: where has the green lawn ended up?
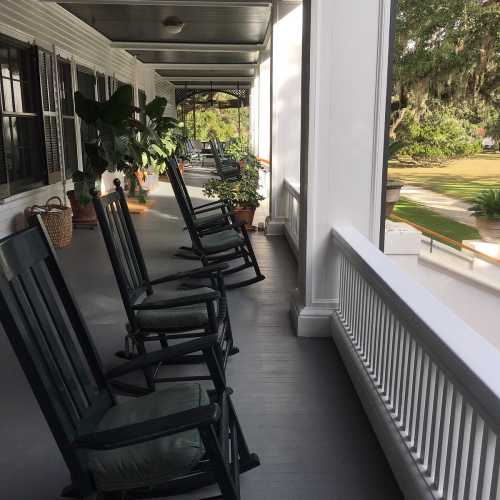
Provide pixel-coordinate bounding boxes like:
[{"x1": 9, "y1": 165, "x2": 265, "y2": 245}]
[
  {"x1": 389, "y1": 154, "x2": 500, "y2": 202},
  {"x1": 391, "y1": 197, "x2": 480, "y2": 244}
]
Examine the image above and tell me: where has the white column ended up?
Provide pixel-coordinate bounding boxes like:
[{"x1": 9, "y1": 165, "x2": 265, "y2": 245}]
[
  {"x1": 250, "y1": 70, "x2": 260, "y2": 153},
  {"x1": 257, "y1": 53, "x2": 271, "y2": 161},
  {"x1": 266, "y1": 0, "x2": 303, "y2": 235},
  {"x1": 291, "y1": 0, "x2": 393, "y2": 337}
]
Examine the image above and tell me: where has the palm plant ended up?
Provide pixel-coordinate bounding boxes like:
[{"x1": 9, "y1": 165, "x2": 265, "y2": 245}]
[{"x1": 469, "y1": 189, "x2": 500, "y2": 219}]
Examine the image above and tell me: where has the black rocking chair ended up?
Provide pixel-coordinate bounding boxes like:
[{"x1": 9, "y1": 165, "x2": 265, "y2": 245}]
[
  {"x1": 91, "y1": 182, "x2": 238, "y2": 390},
  {"x1": 209, "y1": 139, "x2": 241, "y2": 180},
  {"x1": 0, "y1": 223, "x2": 260, "y2": 500},
  {"x1": 167, "y1": 158, "x2": 266, "y2": 290}
]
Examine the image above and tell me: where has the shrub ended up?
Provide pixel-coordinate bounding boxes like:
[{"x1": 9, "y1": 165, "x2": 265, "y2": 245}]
[
  {"x1": 203, "y1": 160, "x2": 264, "y2": 209},
  {"x1": 469, "y1": 190, "x2": 500, "y2": 219},
  {"x1": 396, "y1": 106, "x2": 482, "y2": 161}
]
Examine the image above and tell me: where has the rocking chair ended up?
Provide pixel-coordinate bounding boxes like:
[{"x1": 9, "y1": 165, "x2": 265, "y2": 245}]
[
  {"x1": 167, "y1": 158, "x2": 265, "y2": 290},
  {"x1": 0, "y1": 223, "x2": 259, "y2": 500},
  {"x1": 91, "y1": 182, "x2": 238, "y2": 390}
]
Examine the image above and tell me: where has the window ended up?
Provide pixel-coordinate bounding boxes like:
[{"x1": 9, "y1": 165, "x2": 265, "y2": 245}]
[
  {"x1": 107, "y1": 75, "x2": 116, "y2": 96},
  {"x1": 38, "y1": 48, "x2": 61, "y2": 184},
  {"x1": 97, "y1": 72, "x2": 106, "y2": 102},
  {"x1": 58, "y1": 58, "x2": 78, "y2": 178},
  {"x1": 0, "y1": 37, "x2": 45, "y2": 198},
  {"x1": 138, "y1": 89, "x2": 146, "y2": 125}
]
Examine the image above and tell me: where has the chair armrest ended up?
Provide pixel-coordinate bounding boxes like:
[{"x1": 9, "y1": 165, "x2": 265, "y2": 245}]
[
  {"x1": 194, "y1": 200, "x2": 227, "y2": 211},
  {"x1": 131, "y1": 290, "x2": 220, "y2": 310},
  {"x1": 74, "y1": 404, "x2": 220, "y2": 450},
  {"x1": 194, "y1": 205, "x2": 227, "y2": 216},
  {"x1": 200, "y1": 221, "x2": 246, "y2": 236},
  {"x1": 105, "y1": 335, "x2": 219, "y2": 380},
  {"x1": 149, "y1": 263, "x2": 229, "y2": 286}
]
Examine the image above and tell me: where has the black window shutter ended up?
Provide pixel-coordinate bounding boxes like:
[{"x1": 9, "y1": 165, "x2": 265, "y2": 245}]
[
  {"x1": 38, "y1": 48, "x2": 61, "y2": 184},
  {"x1": 58, "y1": 58, "x2": 78, "y2": 178}
]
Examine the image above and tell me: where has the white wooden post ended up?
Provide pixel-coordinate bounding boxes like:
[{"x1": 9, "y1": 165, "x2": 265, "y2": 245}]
[
  {"x1": 291, "y1": 0, "x2": 393, "y2": 337},
  {"x1": 266, "y1": 0, "x2": 303, "y2": 235}
]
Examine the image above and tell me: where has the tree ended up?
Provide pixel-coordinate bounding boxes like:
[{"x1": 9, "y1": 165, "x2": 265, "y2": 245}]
[{"x1": 391, "y1": 0, "x2": 500, "y2": 149}]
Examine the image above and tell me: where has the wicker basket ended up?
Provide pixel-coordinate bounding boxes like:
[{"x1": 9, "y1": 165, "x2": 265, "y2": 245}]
[{"x1": 25, "y1": 196, "x2": 73, "y2": 248}]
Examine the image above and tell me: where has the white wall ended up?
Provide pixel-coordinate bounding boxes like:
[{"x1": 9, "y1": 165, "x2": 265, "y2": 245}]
[
  {"x1": 268, "y1": 1, "x2": 303, "y2": 231},
  {"x1": 0, "y1": 0, "x2": 167, "y2": 237},
  {"x1": 154, "y1": 75, "x2": 177, "y2": 119}
]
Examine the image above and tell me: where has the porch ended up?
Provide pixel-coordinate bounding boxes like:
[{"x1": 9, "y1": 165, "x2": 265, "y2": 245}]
[{"x1": 0, "y1": 178, "x2": 402, "y2": 499}]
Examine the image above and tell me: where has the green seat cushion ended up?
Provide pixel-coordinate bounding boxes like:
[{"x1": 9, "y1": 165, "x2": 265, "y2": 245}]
[
  {"x1": 194, "y1": 212, "x2": 226, "y2": 228},
  {"x1": 135, "y1": 286, "x2": 213, "y2": 331},
  {"x1": 88, "y1": 384, "x2": 209, "y2": 492},
  {"x1": 201, "y1": 230, "x2": 244, "y2": 254}
]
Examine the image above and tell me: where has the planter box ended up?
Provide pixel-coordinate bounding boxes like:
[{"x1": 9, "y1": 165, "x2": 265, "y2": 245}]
[{"x1": 386, "y1": 181, "x2": 403, "y2": 217}]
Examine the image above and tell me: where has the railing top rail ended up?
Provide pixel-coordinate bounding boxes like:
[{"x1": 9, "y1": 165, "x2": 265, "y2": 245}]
[
  {"x1": 332, "y1": 225, "x2": 500, "y2": 427},
  {"x1": 284, "y1": 177, "x2": 300, "y2": 199}
]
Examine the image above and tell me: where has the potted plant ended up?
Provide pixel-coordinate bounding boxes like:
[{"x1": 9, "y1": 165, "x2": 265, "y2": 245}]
[
  {"x1": 203, "y1": 156, "x2": 264, "y2": 228},
  {"x1": 469, "y1": 189, "x2": 500, "y2": 241},
  {"x1": 385, "y1": 141, "x2": 406, "y2": 216},
  {"x1": 72, "y1": 85, "x2": 179, "y2": 217},
  {"x1": 70, "y1": 85, "x2": 138, "y2": 224}
]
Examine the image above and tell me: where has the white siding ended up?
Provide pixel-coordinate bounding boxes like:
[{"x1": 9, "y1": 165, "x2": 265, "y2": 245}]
[
  {"x1": 0, "y1": 0, "x2": 171, "y2": 237},
  {"x1": 155, "y1": 75, "x2": 177, "y2": 118}
]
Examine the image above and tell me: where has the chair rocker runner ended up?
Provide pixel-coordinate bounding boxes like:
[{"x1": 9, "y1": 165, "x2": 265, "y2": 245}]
[
  {"x1": 91, "y1": 182, "x2": 238, "y2": 391},
  {"x1": 167, "y1": 158, "x2": 265, "y2": 290},
  {"x1": 0, "y1": 223, "x2": 260, "y2": 500}
]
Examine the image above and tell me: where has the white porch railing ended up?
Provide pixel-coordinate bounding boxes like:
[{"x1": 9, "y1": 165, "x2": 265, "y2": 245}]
[
  {"x1": 331, "y1": 226, "x2": 500, "y2": 500},
  {"x1": 283, "y1": 178, "x2": 300, "y2": 256}
]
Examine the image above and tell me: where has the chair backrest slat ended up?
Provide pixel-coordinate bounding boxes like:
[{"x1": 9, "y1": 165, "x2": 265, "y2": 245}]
[
  {"x1": 31, "y1": 261, "x2": 97, "y2": 403},
  {"x1": 0, "y1": 224, "x2": 113, "y2": 486},
  {"x1": 107, "y1": 200, "x2": 143, "y2": 290},
  {"x1": 167, "y1": 158, "x2": 204, "y2": 252},
  {"x1": 92, "y1": 186, "x2": 151, "y2": 327}
]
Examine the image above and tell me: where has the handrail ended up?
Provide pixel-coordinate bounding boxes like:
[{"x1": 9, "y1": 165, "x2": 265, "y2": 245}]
[
  {"x1": 283, "y1": 178, "x2": 300, "y2": 255},
  {"x1": 332, "y1": 225, "x2": 500, "y2": 499},
  {"x1": 391, "y1": 214, "x2": 500, "y2": 266},
  {"x1": 284, "y1": 177, "x2": 300, "y2": 199}
]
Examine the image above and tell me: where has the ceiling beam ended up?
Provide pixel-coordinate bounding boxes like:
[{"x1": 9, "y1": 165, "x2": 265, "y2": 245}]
[
  {"x1": 146, "y1": 63, "x2": 255, "y2": 70},
  {"x1": 41, "y1": 0, "x2": 271, "y2": 6},
  {"x1": 165, "y1": 76, "x2": 253, "y2": 82},
  {"x1": 112, "y1": 42, "x2": 263, "y2": 53}
]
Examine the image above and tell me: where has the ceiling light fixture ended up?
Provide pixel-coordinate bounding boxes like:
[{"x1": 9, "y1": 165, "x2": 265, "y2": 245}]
[{"x1": 163, "y1": 16, "x2": 184, "y2": 35}]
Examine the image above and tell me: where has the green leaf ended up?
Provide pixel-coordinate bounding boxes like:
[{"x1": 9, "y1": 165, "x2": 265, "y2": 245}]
[
  {"x1": 101, "y1": 85, "x2": 134, "y2": 125},
  {"x1": 145, "y1": 97, "x2": 167, "y2": 120},
  {"x1": 74, "y1": 91, "x2": 101, "y2": 124}
]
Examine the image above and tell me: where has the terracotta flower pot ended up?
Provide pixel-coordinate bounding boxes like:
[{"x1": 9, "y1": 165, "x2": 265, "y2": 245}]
[
  {"x1": 232, "y1": 206, "x2": 256, "y2": 229},
  {"x1": 386, "y1": 181, "x2": 403, "y2": 217},
  {"x1": 475, "y1": 216, "x2": 500, "y2": 242},
  {"x1": 178, "y1": 160, "x2": 185, "y2": 176},
  {"x1": 67, "y1": 190, "x2": 98, "y2": 226}
]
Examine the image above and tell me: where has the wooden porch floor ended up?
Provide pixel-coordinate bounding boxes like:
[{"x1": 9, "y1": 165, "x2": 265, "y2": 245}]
[{"x1": 0, "y1": 178, "x2": 402, "y2": 499}]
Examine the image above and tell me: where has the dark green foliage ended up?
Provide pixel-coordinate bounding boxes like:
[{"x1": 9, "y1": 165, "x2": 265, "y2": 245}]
[
  {"x1": 391, "y1": 0, "x2": 500, "y2": 160},
  {"x1": 396, "y1": 106, "x2": 482, "y2": 161},
  {"x1": 203, "y1": 149, "x2": 264, "y2": 209},
  {"x1": 469, "y1": 189, "x2": 500, "y2": 219}
]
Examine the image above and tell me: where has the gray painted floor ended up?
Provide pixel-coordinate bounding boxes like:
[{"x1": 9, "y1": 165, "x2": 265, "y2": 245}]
[{"x1": 0, "y1": 179, "x2": 402, "y2": 499}]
